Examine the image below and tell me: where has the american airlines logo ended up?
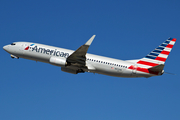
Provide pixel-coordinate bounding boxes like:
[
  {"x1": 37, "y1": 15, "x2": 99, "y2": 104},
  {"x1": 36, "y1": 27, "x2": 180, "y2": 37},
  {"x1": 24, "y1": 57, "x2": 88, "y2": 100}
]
[
  {"x1": 24, "y1": 44, "x2": 35, "y2": 50},
  {"x1": 25, "y1": 44, "x2": 69, "y2": 58}
]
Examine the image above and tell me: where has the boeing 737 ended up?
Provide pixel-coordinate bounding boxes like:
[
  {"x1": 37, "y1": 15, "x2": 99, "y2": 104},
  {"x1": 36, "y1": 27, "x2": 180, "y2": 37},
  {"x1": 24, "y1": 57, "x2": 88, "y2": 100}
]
[{"x1": 3, "y1": 35, "x2": 176, "y2": 78}]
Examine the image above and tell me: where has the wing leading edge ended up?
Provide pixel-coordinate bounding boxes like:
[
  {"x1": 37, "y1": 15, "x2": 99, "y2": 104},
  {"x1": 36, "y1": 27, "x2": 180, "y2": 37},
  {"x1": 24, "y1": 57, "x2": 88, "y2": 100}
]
[{"x1": 66, "y1": 35, "x2": 96, "y2": 67}]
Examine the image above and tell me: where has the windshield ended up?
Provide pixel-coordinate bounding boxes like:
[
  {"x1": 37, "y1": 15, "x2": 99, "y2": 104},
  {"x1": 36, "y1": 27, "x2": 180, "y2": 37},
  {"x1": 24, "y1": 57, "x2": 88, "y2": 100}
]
[{"x1": 11, "y1": 43, "x2": 16, "y2": 45}]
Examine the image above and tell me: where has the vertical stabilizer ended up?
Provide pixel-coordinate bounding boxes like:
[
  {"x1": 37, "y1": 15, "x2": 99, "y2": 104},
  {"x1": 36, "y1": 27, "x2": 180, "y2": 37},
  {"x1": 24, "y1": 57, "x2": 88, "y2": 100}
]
[{"x1": 136, "y1": 38, "x2": 176, "y2": 69}]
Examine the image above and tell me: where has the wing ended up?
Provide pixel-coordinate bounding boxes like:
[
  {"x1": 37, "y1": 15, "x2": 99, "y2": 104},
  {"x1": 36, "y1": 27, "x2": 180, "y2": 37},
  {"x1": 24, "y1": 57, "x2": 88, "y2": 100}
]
[{"x1": 66, "y1": 35, "x2": 96, "y2": 68}]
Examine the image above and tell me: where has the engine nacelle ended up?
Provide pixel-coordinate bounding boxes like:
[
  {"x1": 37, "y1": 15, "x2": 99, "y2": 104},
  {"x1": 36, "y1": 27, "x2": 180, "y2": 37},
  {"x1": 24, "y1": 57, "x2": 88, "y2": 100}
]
[
  {"x1": 10, "y1": 54, "x2": 19, "y2": 59},
  {"x1": 49, "y1": 56, "x2": 67, "y2": 66}
]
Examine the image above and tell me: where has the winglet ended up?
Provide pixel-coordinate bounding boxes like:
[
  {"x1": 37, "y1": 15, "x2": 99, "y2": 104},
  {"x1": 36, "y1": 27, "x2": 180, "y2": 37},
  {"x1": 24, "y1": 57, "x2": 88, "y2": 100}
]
[
  {"x1": 67, "y1": 35, "x2": 96, "y2": 66},
  {"x1": 85, "y1": 35, "x2": 96, "y2": 46}
]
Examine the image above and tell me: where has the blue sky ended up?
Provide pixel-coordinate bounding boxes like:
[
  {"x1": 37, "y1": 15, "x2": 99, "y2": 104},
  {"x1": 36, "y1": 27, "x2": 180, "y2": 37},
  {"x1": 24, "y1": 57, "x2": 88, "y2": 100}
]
[{"x1": 0, "y1": 0, "x2": 180, "y2": 120}]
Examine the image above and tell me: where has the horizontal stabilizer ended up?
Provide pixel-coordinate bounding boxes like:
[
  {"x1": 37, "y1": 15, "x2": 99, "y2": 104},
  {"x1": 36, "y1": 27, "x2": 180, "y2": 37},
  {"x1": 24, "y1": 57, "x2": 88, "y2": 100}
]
[{"x1": 148, "y1": 64, "x2": 164, "y2": 72}]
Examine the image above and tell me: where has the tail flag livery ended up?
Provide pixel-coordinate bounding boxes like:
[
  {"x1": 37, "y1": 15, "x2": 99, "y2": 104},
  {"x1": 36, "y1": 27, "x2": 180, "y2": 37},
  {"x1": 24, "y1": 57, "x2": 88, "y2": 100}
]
[
  {"x1": 128, "y1": 37, "x2": 177, "y2": 76},
  {"x1": 137, "y1": 38, "x2": 176, "y2": 68}
]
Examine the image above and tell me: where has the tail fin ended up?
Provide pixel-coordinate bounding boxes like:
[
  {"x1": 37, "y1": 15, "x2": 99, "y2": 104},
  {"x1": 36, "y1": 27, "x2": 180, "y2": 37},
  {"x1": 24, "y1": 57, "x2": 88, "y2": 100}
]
[{"x1": 136, "y1": 38, "x2": 176, "y2": 69}]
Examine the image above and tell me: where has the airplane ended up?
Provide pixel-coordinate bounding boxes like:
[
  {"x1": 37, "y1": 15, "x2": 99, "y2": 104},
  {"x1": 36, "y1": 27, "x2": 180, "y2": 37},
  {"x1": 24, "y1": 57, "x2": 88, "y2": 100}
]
[{"x1": 3, "y1": 35, "x2": 176, "y2": 78}]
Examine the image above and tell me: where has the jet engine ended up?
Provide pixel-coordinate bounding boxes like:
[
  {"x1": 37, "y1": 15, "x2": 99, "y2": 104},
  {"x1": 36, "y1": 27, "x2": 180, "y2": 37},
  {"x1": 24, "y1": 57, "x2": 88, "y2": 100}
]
[{"x1": 49, "y1": 56, "x2": 67, "y2": 66}]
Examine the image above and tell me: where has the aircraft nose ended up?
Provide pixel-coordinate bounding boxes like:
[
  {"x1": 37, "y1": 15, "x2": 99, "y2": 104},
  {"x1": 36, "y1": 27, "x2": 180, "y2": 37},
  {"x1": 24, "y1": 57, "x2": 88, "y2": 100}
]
[{"x1": 3, "y1": 45, "x2": 9, "y2": 51}]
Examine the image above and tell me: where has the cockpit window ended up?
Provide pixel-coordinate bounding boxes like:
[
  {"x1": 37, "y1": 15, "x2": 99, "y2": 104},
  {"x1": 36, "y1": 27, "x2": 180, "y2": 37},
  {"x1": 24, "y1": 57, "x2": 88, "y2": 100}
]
[{"x1": 11, "y1": 43, "x2": 16, "y2": 45}]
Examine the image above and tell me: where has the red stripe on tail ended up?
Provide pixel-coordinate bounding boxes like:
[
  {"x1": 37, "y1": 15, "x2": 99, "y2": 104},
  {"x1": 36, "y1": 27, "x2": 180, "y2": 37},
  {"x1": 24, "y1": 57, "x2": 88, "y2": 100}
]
[
  {"x1": 172, "y1": 38, "x2": 176, "y2": 42},
  {"x1": 137, "y1": 60, "x2": 159, "y2": 67},
  {"x1": 155, "y1": 57, "x2": 166, "y2": 62},
  {"x1": 166, "y1": 44, "x2": 173, "y2": 48},
  {"x1": 161, "y1": 50, "x2": 170, "y2": 55}
]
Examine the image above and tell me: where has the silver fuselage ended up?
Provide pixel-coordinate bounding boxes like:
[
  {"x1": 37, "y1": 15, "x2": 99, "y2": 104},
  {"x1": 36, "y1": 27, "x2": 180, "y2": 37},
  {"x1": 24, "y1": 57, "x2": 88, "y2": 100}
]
[{"x1": 3, "y1": 42, "x2": 158, "y2": 78}]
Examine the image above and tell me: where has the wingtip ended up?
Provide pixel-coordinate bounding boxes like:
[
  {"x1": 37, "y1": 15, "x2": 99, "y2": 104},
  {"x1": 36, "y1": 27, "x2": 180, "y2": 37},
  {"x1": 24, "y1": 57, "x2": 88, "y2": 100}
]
[{"x1": 85, "y1": 35, "x2": 96, "y2": 46}]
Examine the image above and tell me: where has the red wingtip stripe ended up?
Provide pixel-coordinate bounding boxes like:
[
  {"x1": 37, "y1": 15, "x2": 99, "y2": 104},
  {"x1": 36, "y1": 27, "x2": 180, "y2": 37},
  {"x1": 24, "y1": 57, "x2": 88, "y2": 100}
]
[
  {"x1": 137, "y1": 60, "x2": 159, "y2": 67},
  {"x1": 155, "y1": 57, "x2": 166, "y2": 62}
]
